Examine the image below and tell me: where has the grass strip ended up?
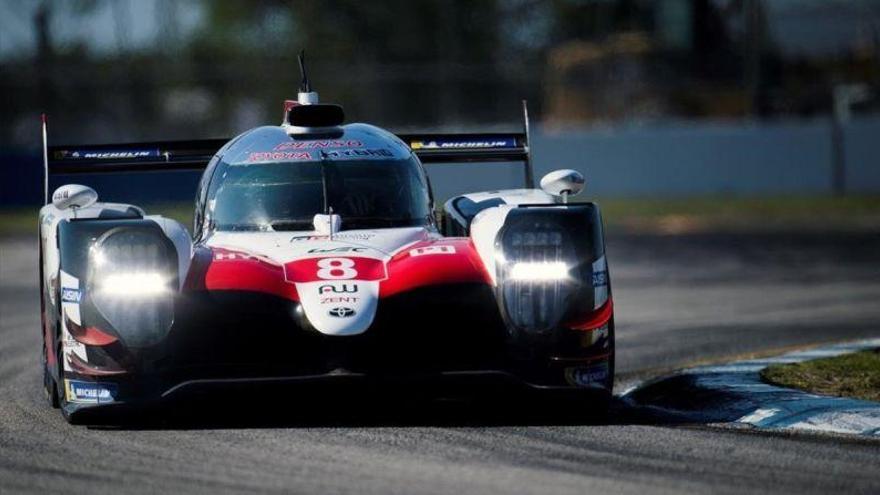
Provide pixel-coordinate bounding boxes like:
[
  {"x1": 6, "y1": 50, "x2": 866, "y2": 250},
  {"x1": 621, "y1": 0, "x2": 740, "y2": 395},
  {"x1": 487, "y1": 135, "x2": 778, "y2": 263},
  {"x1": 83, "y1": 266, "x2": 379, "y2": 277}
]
[
  {"x1": 3, "y1": 195, "x2": 880, "y2": 237},
  {"x1": 761, "y1": 349, "x2": 880, "y2": 402}
]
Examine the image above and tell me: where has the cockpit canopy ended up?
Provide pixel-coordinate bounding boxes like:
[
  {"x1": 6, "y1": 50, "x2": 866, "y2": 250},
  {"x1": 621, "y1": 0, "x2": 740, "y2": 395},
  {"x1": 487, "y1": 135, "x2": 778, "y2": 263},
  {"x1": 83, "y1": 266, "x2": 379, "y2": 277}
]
[{"x1": 199, "y1": 124, "x2": 433, "y2": 233}]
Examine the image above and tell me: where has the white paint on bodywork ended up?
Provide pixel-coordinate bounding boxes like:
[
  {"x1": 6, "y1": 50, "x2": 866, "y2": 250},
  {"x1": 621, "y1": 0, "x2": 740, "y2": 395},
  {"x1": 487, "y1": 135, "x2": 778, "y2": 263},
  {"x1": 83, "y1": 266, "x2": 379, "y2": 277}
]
[
  {"x1": 460, "y1": 188, "x2": 558, "y2": 205},
  {"x1": 40, "y1": 202, "x2": 192, "y2": 315},
  {"x1": 593, "y1": 256, "x2": 608, "y2": 309},
  {"x1": 207, "y1": 227, "x2": 432, "y2": 262},
  {"x1": 469, "y1": 205, "x2": 514, "y2": 285},
  {"x1": 445, "y1": 189, "x2": 556, "y2": 230},
  {"x1": 297, "y1": 280, "x2": 380, "y2": 336},
  {"x1": 445, "y1": 189, "x2": 558, "y2": 281},
  {"x1": 40, "y1": 204, "x2": 61, "y2": 306},
  {"x1": 59, "y1": 270, "x2": 86, "y2": 368},
  {"x1": 206, "y1": 227, "x2": 434, "y2": 336},
  {"x1": 145, "y1": 215, "x2": 193, "y2": 289},
  {"x1": 40, "y1": 201, "x2": 147, "y2": 302}
]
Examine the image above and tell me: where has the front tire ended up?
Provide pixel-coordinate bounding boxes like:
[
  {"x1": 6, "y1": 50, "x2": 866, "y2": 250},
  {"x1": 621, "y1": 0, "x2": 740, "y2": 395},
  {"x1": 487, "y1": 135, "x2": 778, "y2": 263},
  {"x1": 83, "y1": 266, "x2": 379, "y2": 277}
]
[
  {"x1": 56, "y1": 341, "x2": 71, "y2": 417},
  {"x1": 42, "y1": 344, "x2": 60, "y2": 409},
  {"x1": 39, "y1": 243, "x2": 60, "y2": 409}
]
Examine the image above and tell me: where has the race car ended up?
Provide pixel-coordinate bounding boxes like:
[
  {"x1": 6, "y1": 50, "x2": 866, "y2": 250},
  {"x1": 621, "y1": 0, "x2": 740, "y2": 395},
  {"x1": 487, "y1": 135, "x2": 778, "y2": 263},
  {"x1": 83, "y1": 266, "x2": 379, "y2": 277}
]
[{"x1": 38, "y1": 62, "x2": 614, "y2": 424}]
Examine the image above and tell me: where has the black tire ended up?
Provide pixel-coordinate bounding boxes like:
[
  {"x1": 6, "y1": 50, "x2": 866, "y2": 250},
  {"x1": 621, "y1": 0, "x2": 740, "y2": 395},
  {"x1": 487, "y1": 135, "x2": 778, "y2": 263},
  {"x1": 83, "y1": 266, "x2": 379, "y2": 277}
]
[
  {"x1": 39, "y1": 243, "x2": 60, "y2": 409},
  {"x1": 42, "y1": 344, "x2": 60, "y2": 409},
  {"x1": 607, "y1": 316, "x2": 616, "y2": 394},
  {"x1": 57, "y1": 342, "x2": 78, "y2": 424},
  {"x1": 545, "y1": 317, "x2": 615, "y2": 423}
]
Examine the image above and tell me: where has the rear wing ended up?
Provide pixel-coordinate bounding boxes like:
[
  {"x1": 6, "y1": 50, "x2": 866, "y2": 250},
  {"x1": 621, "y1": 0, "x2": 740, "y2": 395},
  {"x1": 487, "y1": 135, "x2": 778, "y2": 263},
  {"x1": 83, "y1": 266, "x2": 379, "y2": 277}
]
[{"x1": 42, "y1": 102, "x2": 534, "y2": 203}]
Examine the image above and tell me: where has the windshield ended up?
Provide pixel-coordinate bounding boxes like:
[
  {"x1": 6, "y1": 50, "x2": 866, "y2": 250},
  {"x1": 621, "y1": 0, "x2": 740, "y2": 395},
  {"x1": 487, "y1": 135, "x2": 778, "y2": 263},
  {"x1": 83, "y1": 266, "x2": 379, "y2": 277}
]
[{"x1": 207, "y1": 157, "x2": 432, "y2": 231}]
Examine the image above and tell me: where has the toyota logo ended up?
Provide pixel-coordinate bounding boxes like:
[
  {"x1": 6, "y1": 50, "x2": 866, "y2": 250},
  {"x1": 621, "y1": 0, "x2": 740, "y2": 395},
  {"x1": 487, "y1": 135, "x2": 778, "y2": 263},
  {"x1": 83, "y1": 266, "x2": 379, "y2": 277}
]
[{"x1": 328, "y1": 307, "x2": 356, "y2": 318}]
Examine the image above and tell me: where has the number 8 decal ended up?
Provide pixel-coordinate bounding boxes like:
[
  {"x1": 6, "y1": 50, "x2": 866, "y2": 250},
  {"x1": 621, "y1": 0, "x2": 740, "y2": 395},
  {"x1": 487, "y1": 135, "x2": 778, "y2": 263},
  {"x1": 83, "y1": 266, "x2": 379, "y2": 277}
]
[{"x1": 317, "y1": 258, "x2": 358, "y2": 280}]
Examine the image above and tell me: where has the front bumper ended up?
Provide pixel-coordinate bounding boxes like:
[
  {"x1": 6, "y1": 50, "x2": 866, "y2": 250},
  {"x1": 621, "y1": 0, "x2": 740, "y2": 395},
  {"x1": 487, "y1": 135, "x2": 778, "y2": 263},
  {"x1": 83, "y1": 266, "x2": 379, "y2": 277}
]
[
  {"x1": 61, "y1": 284, "x2": 614, "y2": 420},
  {"x1": 62, "y1": 360, "x2": 614, "y2": 424}
]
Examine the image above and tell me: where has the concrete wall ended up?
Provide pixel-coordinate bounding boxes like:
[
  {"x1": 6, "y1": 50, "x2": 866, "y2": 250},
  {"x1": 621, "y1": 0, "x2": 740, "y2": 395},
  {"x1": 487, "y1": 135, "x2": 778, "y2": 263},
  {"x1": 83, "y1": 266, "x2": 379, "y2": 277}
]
[
  {"x1": 3, "y1": 116, "x2": 879, "y2": 207},
  {"x1": 427, "y1": 115, "x2": 880, "y2": 200}
]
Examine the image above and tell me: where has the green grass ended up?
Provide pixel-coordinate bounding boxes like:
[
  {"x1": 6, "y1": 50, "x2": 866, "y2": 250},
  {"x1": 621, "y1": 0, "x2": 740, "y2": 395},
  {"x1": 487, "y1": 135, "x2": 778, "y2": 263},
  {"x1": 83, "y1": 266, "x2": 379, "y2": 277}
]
[
  {"x1": 0, "y1": 207, "x2": 39, "y2": 237},
  {"x1": 594, "y1": 195, "x2": 880, "y2": 234},
  {"x1": 761, "y1": 349, "x2": 880, "y2": 402},
  {"x1": 3, "y1": 195, "x2": 880, "y2": 237}
]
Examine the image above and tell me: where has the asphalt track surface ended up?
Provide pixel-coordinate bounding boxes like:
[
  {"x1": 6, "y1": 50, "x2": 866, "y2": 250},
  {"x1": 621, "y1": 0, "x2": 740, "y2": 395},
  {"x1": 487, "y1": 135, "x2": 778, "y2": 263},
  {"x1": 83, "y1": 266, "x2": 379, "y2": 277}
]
[{"x1": 2, "y1": 231, "x2": 879, "y2": 494}]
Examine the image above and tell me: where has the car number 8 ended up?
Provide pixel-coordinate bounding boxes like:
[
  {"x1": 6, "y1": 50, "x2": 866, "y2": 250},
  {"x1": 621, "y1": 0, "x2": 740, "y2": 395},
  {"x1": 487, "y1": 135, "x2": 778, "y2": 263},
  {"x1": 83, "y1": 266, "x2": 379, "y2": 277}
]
[{"x1": 317, "y1": 258, "x2": 357, "y2": 280}]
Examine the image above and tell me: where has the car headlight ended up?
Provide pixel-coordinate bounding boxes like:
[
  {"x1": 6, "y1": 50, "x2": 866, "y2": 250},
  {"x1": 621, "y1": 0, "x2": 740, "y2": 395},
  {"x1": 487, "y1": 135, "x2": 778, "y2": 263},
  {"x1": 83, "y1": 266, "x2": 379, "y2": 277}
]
[
  {"x1": 88, "y1": 227, "x2": 177, "y2": 348},
  {"x1": 508, "y1": 261, "x2": 570, "y2": 281},
  {"x1": 494, "y1": 206, "x2": 607, "y2": 335},
  {"x1": 495, "y1": 217, "x2": 578, "y2": 334},
  {"x1": 96, "y1": 272, "x2": 169, "y2": 297}
]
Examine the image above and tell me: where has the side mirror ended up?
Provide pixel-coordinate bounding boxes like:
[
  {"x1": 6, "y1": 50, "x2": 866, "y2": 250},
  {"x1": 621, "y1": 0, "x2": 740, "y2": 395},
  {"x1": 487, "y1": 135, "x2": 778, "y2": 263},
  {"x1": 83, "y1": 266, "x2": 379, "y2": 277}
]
[
  {"x1": 52, "y1": 184, "x2": 98, "y2": 210},
  {"x1": 540, "y1": 169, "x2": 585, "y2": 202}
]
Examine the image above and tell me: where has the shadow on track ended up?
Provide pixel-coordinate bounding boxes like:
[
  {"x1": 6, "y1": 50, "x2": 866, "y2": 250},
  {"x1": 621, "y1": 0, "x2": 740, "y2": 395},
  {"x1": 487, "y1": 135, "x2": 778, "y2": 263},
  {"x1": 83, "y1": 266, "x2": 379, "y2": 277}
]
[{"x1": 81, "y1": 383, "x2": 645, "y2": 431}]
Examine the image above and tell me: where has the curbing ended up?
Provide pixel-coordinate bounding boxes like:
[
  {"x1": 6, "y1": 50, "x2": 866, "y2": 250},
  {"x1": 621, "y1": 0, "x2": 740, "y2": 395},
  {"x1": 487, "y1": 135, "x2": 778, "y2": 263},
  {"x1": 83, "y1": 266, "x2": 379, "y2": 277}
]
[{"x1": 621, "y1": 339, "x2": 880, "y2": 437}]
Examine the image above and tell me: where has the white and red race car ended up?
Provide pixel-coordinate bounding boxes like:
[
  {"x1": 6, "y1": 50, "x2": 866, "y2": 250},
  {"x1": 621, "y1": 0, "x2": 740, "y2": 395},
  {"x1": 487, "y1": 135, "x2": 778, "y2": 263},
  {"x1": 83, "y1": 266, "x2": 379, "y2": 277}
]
[{"x1": 38, "y1": 70, "x2": 614, "y2": 424}]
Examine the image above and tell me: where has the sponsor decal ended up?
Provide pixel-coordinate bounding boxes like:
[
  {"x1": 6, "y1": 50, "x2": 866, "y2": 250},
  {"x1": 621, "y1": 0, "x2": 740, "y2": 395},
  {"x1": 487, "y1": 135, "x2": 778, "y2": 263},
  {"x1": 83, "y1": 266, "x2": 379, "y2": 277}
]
[
  {"x1": 318, "y1": 284, "x2": 358, "y2": 294},
  {"x1": 580, "y1": 323, "x2": 609, "y2": 348},
  {"x1": 63, "y1": 149, "x2": 160, "y2": 160},
  {"x1": 65, "y1": 379, "x2": 118, "y2": 404},
  {"x1": 246, "y1": 148, "x2": 390, "y2": 161},
  {"x1": 564, "y1": 363, "x2": 610, "y2": 388},
  {"x1": 214, "y1": 251, "x2": 258, "y2": 261},
  {"x1": 328, "y1": 307, "x2": 356, "y2": 318},
  {"x1": 211, "y1": 249, "x2": 279, "y2": 267},
  {"x1": 61, "y1": 288, "x2": 82, "y2": 303},
  {"x1": 308, "y1": 246, "x2": 366, "y2": 254},
  {"x1": 410, "y1": 137, "x2": 515, "y2": 150},
  {"x1": 247, "y1": 151, "x2": 312, "y2": 162},
  {"x1": 61, "y1": 312, "x2": 87, "y2": 364},
  {"x1": 286, "y1": 256, "x2": 386, "y2": 283},
  {"x1": 409, "y1": 245, "x2": 456, "y2": 257},
  {"x1": 592, "y1": 270, "x2": 609, "y2": 287},
  {"x1": 290, "y1": 232, "x2": 375, "y2": 242},
  {"x1": 317, "y1": 258, "x2": 358, "y2": 280},
  {"x1": 320, "y1": 296, "x2": 359, "y2": 305},
  {"x1": 322, "y1": 148, "x2": 393, "y2": 159},
  {"x1": 274, "y1": 140, "x2": 363, "y2": 150}
]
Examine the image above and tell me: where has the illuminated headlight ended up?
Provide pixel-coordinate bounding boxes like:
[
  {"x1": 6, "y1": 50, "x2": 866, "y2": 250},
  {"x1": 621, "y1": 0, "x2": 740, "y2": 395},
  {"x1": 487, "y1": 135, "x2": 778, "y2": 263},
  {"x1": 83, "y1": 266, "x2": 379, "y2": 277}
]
[
  {"x1": 509, "y1": 262, "x2": 569, "y2": 281},
  {"x1": 96, "y1": 272, "x2": 169, "y2": 297},
  {"x1": 88, "y1": 227, "x2": 177, "y2": 348},
  {"x1": 496, "y1": 217, "x2": 578, "y2": 333}
]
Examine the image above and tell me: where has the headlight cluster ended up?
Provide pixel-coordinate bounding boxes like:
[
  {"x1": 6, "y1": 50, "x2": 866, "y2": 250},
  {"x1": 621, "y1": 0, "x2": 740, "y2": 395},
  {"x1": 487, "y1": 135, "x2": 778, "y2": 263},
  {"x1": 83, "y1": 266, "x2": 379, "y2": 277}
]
[
  {"x1": 88, "y1": 227, "x2": 177, "y2": 348},
  {"x1": 97, "y1": 272, "x2": 169, "y2": 297},
  {"x1": 509, "y1": 261, "x2": 569, "y2": 281},
  {"x1": 496, "y1": 219, "x2": 578, "y2": 333}
]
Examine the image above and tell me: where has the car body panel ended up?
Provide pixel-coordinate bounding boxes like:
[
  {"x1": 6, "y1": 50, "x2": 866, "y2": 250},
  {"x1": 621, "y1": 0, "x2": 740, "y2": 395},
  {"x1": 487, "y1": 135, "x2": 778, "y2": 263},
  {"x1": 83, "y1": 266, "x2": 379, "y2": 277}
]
[{"x1": 38, "y1": 113, "x2": 615, "y2": 423}]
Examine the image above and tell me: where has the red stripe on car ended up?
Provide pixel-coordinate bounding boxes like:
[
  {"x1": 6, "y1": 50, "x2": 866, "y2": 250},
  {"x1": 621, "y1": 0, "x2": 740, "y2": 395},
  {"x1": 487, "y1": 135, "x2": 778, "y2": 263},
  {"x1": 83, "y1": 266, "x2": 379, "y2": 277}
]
[
  {"x1": 565, "y1": 298, "x2": 613, "y2": 331},
  {"x1": 202, "y1": 247, "x2": 299, "y2": 301},
  {"x1": 64, "y1": 312, "x2": 118, "y2": 346},
  {"x1": 66, "y1": 352, "x2": 127, "y2": 376},
  {"x1": 380, "y1": 238, "x2": 491, "y2": 297}
]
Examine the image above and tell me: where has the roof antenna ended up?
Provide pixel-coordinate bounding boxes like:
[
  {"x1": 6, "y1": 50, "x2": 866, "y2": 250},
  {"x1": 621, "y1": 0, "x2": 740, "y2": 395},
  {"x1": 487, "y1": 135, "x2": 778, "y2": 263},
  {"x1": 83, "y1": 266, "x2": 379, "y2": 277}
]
[
  {"x1": 297, "y1": 50, "x2": 319, "y2": 104},
  {"x1": 298, "y1": 50, "x2": 310, "y2": 92}
]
